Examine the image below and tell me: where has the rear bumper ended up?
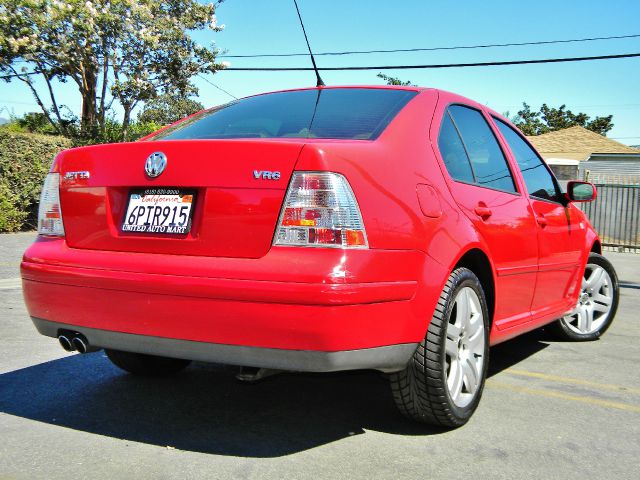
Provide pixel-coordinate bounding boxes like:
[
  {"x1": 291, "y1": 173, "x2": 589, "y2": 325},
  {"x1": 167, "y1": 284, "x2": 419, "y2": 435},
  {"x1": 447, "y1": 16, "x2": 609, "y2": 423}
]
[
  {"x1": 32, "y1": 318, "x2": 418, "y2": 372},
  {"x1": 21, "y1": 260, "x2": 417, "y2": 306},
  {"x1": 21, "y1": 238, "x2": 446, "y2": 371}
]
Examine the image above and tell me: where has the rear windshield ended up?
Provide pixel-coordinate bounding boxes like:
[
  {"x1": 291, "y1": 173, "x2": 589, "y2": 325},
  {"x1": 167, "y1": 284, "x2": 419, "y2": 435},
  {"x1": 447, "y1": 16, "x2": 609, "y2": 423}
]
[{"x1": 150, "y1": 88, "x2": 418, "y2": 141}]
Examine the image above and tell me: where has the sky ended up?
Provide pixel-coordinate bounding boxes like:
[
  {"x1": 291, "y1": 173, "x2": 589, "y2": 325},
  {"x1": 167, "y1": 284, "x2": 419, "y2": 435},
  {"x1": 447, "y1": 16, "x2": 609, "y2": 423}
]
[{"x1": 1, "y1": 0, "x2": 639, "y2": 144}]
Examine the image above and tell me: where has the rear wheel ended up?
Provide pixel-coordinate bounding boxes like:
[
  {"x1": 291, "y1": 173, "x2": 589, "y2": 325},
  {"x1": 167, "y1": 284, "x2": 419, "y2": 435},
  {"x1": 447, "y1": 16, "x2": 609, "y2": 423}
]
[
  {"x1": 551, "y1": 253, "x2": 619, "y2": 341},
  {"x1": 105, "y1": 349, "x2": 192, "y2": 376},
  {"x1": 389, "y1": 267, "x2": 490, "y2": 427}
]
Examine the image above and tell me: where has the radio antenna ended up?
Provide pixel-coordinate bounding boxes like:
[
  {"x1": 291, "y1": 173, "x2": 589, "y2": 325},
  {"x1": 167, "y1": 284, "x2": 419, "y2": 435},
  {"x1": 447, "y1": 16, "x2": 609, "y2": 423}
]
[{"x1": 292, "y1": 0, "x2": 325, "y2": 87}]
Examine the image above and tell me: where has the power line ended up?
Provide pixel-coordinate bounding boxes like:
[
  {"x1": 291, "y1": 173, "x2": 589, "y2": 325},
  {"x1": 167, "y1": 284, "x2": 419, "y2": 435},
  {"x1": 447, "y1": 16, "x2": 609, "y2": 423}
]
[
  {"x1": 0, "y1": 69, "x2": 239, "y2": 102},
  {"x1": 496, "y1": 103, "x2": 640, "y2": 109},
  {"x1": 0, "y1": 71, "x2": 39, "y2": 80},
  {"x1": 6, "y1": 52, "x2": 640, "y2": 80},
  {"x1": 223, "y1": 52, "x2": 640, "y2": 71},
  {"x1": 196, "y1": 74, "x2": 238, "y2": 99},
  {"x1": 219, "y1": 33, "x2": 640, "y2": 58},
  {"x1": 8, "y1": 34, "x2": 640, "y2": 63}
]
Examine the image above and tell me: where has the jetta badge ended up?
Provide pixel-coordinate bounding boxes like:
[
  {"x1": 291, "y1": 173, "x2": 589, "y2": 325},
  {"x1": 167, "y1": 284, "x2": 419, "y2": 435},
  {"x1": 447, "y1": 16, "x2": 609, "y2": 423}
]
[
  {"x1": 63, "y1": 171, "x2": 90, "y2": 181},
  {"x1": 145, "y1": 152, "x2": 167, "y2": 178}
]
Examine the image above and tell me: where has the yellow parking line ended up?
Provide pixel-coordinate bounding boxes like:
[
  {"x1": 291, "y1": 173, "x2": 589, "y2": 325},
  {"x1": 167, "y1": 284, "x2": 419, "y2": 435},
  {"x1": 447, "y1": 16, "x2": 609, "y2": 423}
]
[
  {"x1": 505, "y1": 369, "x2": 640, "y2": 395},
  {"x1": 0, "y1": 278, "x2": 22, "y2": 290},
  {"x1": 490, "y1": 381, "x2": 640, "y2": 413}
]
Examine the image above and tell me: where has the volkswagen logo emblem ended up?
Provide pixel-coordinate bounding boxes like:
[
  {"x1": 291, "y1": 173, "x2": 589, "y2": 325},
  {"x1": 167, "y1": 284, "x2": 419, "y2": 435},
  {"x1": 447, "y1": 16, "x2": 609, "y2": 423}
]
[{"x1": 145, "y1": 152, "x2": 167, "y2": 178}]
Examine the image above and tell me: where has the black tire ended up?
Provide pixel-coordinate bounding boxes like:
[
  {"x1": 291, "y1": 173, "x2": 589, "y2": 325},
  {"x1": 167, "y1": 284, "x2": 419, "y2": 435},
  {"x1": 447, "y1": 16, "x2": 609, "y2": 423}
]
[
  {"x1": 550, "y1": 253, "x2": 619, "y2": 341},
  {"x1": 105, "y1": 349, "x2": 192, "y2": 376},
  {"x1": 389, "y1": 267, "x2": 490, "y2": 427}
]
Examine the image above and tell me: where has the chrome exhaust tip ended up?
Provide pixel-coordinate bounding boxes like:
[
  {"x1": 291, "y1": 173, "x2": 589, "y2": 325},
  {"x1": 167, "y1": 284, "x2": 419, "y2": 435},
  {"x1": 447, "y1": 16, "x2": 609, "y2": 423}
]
[
  {"x1": 71, "y1": 336, "x2": 88, "y2": 354},
  {"x1": 58, "y1": 335, "x2": 74, "y2": 352}
]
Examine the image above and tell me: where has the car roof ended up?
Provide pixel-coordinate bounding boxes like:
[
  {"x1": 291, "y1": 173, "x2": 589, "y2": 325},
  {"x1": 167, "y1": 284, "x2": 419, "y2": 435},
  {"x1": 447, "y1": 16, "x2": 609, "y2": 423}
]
[
  {"x1": 239, "y1": 85, "x2": 508, "y2": 121},
  {"x1": 240, "y1": 84, "x2": 427, "y2": 100},
  {"x1": 432, "y1": 88, "x2": 511, "y2": 124}
]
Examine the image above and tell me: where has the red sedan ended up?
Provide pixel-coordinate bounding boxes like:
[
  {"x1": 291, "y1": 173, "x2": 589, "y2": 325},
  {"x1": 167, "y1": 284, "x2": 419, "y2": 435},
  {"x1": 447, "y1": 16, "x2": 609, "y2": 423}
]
[{"x1": 22, "y1": 86, "x2": 619, "y2": 427}]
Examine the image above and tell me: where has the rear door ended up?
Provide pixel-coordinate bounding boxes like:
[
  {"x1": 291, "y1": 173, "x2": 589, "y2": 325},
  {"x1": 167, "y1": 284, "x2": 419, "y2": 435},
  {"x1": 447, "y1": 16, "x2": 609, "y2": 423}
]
[
  {"x1": 492, "y1": 118, "x2": 584, "y2": 319},
  {"x1": 433, "y1": 104, "x2": 539, "y2": 328}
]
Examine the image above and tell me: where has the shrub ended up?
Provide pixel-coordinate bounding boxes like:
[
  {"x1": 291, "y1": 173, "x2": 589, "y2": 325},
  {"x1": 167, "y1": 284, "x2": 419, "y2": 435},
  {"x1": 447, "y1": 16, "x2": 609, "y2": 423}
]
[
  {"x1": 69, "y1": 119, "x2": 163, "y2": 146},
  {"x1": 0, "y1": 131, "x2": 71, "y2": 232},
  {"x1": 0, "y1": 181, "x2": 27, "y2": 232}
]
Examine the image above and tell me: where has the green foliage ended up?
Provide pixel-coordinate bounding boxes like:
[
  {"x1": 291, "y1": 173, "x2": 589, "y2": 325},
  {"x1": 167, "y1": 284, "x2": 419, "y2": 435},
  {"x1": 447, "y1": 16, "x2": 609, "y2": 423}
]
[
  {"x1": 377, "y1": 73, "x2": 414, "y2": 86},
  {"x1": 0, "y1": 112, "x2": 61, "y2": 135},
  {"x1": 0, "y1": 0, "x2": 226, "y2": 140},
  {"x1": 17, "y1": 112, "x2": 60, "y2": 135},
  {"x1": 0, "y1": 113, "x2": 162, "y2": 145},
  {"x1": 138, "y1": 93, "x2": 204, "y2": 126},
  {"x1": 513, "y1": 103, "x2": 614, "y2": 136},
  {"x1": 0, "y1": 119, "x2": 28, "y2": 134},
  {"x1": 128, "y1": 121, "x2": 163, "y2": 140},
  {"x1": 0, "y1": 181, "x2": 27, "y2": 232},
  {"x1": 0, "y1": 131, "x2": 70, "y2": 232},
  {"x1": 70, "y1": 118, "x2": 162, "y2": 146}
]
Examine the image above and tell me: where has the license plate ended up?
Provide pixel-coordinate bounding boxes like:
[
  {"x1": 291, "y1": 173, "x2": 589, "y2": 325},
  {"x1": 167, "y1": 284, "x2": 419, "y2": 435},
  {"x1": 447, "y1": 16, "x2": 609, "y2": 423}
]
[{"x1": 121, "y1": 188, "x2": 196, "y2": 235}]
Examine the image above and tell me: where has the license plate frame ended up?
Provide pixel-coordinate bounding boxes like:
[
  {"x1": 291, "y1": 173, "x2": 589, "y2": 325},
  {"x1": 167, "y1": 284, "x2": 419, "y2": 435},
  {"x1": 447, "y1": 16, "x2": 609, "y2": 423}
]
[{"x1": 120, "y1": 187, "x2": 197, "y2": 236}]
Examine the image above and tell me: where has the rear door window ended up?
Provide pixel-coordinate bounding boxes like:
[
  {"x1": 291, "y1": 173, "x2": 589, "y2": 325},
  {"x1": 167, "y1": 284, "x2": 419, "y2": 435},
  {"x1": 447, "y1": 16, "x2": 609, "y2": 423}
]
[
  {"x1": 447, "y1": 105, "x2": 517, "y2": 193},
  {"x1": 493, "y1": 118, "x2": 563, "y2": 202},
  {"x1": 437, "y1": 112, "x2": 475, "y2": 183}
]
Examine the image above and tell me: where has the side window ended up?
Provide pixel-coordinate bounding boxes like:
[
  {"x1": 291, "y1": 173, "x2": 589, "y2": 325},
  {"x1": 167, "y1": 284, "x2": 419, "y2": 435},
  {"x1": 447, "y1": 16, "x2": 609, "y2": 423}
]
[
  {"x1": 437, "y1": 112, "x2": 475, "y2": 183},
  {"x1": 493, "y1": 118, "x2": 562, "y2": 202},
  {"x1": 447, "y1": 106, "x2": 517, "y2": 193}
]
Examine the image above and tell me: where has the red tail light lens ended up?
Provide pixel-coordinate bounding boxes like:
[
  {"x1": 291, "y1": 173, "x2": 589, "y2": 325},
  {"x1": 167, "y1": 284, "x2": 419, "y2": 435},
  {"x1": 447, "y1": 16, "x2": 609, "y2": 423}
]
[
  {"x1": 38, "y1": 173, "x2": 65, "y2": 236},
  {"x1": 274, "y1": 172, "x2": 368, "y2": 248}
]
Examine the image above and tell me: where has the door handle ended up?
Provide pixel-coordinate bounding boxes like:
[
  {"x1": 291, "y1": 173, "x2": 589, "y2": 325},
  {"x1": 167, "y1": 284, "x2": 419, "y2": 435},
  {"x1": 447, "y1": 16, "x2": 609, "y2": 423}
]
[
  {"x1": 474, "y1": 206, "x2": 492, "y2": 219},
  {"x1": 536, "y1": 215, "x2": 548, "y2": 227}
]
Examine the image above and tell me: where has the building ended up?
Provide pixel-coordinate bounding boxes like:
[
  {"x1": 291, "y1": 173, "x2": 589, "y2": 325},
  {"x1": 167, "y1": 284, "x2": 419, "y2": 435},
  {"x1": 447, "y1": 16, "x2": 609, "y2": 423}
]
[{"x1": 527, "y1": 126, "x2": 640, "y2": 184}]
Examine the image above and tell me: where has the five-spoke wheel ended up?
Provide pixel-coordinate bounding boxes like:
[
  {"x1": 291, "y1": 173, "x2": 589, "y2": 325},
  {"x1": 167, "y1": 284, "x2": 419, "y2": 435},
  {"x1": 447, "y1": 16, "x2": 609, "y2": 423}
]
[
  {"x1": 552, "y1": 253, "x2": 619, "y2": 341},
  {"x1": 389, "y1": 267, "x2": 489, "y2": 427},
  {"x1": 445, "y1": 287, "x2": 486, "y2": 408}
]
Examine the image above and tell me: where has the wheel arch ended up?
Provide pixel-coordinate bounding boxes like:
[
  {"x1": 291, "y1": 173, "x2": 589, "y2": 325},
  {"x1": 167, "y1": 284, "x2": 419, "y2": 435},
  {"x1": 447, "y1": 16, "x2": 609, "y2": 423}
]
[{"x1": 452, "y1": 248, "x2": 496, "y2": 326}]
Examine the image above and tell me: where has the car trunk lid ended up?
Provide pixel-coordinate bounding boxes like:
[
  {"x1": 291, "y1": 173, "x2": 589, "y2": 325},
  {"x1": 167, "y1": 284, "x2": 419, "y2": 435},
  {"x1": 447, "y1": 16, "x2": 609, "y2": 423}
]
[{"x1": 57, "y1": 140, "x2": 303, "y2": 258}]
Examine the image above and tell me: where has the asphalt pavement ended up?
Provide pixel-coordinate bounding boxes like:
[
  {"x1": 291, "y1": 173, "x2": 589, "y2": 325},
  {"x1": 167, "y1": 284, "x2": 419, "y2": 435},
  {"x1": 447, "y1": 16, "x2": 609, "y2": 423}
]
[{"x1": 1, "y1": 233, "x2": 639, "y2": 479}]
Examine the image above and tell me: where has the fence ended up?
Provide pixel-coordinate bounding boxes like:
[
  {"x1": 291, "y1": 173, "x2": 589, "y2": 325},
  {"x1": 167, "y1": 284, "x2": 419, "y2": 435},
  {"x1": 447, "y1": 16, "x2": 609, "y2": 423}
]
[{"x1": 580, "y1": 184, "x2": 640, "y2": 251}]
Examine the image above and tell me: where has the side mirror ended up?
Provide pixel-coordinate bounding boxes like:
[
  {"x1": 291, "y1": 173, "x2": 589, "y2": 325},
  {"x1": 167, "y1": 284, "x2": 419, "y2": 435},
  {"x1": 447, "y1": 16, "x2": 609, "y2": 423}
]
[{"x1": 566, "y1": 181, "x2": 597, "y2": 203}]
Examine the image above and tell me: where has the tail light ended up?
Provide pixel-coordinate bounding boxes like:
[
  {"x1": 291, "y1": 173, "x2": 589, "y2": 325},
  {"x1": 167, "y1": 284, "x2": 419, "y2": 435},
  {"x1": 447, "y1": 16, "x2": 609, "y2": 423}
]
[
  {"x1": 274, "y1": 172, "x2": 368, "y2": 248},
  {"x1": 38, "y1": 173, "x2": 65, "y2": 236}
]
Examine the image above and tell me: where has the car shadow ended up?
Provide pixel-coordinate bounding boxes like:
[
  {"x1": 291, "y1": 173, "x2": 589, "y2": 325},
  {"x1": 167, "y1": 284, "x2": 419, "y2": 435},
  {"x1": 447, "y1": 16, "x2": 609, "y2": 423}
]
[
  {"x1": 0, "y1": 331, "x2": 551, "y2": 458},
  {"x1": 488, "y1": 328, "x2": 552, "y2": 376}
]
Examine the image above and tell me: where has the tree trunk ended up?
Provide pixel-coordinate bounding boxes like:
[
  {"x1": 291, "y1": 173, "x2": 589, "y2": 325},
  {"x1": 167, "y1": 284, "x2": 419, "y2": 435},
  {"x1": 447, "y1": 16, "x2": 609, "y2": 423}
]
[
  {"x1": 80, "y1": 65, "x2": 98, "y2": 137},
  {"x1": 122, "y1": 104, "x2": 132, "y2": 142}
]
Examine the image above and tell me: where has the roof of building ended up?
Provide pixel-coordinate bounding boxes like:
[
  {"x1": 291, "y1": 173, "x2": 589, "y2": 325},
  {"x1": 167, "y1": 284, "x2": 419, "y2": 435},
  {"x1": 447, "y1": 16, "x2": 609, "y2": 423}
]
[{"x1": 526, "y1": 126, "x2": 640, "y2": 161}]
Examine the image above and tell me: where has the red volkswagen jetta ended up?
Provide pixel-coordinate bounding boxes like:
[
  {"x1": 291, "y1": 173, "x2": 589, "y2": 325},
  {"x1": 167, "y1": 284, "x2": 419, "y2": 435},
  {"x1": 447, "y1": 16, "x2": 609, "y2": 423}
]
[{"x1": 22, "y1": 86, "x2": 619, "y2": 427}]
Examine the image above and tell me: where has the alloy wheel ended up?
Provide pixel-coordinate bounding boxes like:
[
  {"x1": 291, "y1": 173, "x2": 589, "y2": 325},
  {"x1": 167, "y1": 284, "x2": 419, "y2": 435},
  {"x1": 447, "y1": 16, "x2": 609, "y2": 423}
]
[
  {"x1": 445, "y1": 286, "x2": 486, "y2": 408},
  {"x1": 562, "y1": 264, "x2": 614, "y2": 335}
]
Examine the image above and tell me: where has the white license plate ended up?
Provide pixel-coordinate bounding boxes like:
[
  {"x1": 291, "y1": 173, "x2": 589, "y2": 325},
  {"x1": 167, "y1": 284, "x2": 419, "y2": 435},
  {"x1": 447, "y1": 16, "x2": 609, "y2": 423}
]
[{"x1": 121, "y1": 188, "x2": 196, "y2": 235}]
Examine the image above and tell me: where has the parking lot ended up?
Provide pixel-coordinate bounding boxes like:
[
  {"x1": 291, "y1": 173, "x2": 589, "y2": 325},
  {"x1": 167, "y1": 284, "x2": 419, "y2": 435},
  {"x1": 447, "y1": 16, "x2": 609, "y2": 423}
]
[{"x1": 1, "y1": 232, "x2": 639, "y2": 479}]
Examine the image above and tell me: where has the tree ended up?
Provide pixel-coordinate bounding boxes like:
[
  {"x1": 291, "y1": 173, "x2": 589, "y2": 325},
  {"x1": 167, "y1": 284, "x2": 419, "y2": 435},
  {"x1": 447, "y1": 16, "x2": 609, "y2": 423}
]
[
  {"x1": 138, "y1": 92, "x2": 204, "y2": 126},
  {"x1": 14, "y1": 111, "x2": 63, "y2": 135},
  {"x1": 377, "y1": 73, "x2": 414, "y2": 86},
  {"x1": 512, "y1": 102, "x2": 613, "y2": 136},
  {"x1": 0, "y1": 0, "x2": 226, "y2": 141}
]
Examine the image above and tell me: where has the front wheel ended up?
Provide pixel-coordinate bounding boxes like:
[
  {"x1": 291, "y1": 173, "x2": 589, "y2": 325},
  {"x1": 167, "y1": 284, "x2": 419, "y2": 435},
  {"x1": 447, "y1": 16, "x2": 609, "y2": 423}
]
[
  {"x1": 551, "y1": 253, "x2": 619, "y2": 341},
  {"x1": 389, "y1": 267, "x2": 490, "y2": 427}
]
